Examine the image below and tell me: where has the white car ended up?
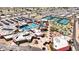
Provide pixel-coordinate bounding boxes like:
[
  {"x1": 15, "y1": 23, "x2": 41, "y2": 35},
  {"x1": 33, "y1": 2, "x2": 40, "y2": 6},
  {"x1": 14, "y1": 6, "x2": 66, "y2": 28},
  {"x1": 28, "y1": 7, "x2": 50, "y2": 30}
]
[{"x1": 13, "y1": 31, "x2": 35, "y2": 44}]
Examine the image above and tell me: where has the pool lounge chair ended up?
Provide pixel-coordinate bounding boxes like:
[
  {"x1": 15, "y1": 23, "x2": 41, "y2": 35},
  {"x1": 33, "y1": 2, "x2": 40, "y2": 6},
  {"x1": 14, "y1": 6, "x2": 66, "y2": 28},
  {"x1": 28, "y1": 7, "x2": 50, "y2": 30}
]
[
  {"x1": 3, "y1": 34, "x2": 15, "y2": 40},
  {"x1": 0, "y1": 25, "x2": 17, "y2": 36},
  {"x1": 1, "y1": 21, "x2": 9, "y2": 25},
  {"x1": 6, "y1": 20, "x2": 14, "y2": 24},
  {"x1": 0, "y1": 22, "x2": 3, "y2": 26},
  {"x1": 11, "y1": 19, "x2": 18, "y2": 23}
]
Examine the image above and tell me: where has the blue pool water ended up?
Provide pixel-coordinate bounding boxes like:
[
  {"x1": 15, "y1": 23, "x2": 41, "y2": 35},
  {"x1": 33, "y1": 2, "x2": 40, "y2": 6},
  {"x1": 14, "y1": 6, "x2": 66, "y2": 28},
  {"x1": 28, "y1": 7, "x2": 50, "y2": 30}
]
[
  {"x1": 51, "y1": 17, "x2": 60, "y2": 22},
  {"x1": 19, "y1": 23, "x2": 39, "y2": 31},
  {"x1": 57, "y1": 18, "x2": 69, "y2": 25},
  {"x1": 42, "y1": 15, "x2": 55, "y2": 20},
  {"x1": 29, "y1": 23, "x2": 38, "y2": 28},
  {"x1": 19, "y1": 24, "x2": 30, "y2": 31},
  {"x1": 50, "y1": 17, "x2": 69, "y2": 25}
]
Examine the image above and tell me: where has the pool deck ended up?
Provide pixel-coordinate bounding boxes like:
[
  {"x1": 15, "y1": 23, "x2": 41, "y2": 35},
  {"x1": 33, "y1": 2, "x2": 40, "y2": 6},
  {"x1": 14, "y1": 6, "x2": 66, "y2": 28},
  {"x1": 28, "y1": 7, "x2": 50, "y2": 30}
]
[
  {"x1": 0, "y1": 16, "x2": 49, "y2": 51},
  {"x1": 0, "y1": 15, "x2": 73, "y2": 51},
  {"x1": 0, "y1": 8, "x2": 76, "y2": 51}
]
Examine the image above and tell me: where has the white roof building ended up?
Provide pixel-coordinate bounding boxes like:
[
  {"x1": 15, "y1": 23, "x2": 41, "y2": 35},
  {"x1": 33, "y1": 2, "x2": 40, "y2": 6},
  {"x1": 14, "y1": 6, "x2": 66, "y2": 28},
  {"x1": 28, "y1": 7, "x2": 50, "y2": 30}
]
[{"x1": 53, "y1": 35, "x2": 69, "y2": 50}]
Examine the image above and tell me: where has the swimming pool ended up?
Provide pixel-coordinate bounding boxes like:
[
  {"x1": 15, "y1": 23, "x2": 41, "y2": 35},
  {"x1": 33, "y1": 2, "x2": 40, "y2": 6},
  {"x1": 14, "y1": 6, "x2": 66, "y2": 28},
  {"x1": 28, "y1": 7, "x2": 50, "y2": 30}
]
[
  {"x1": 19, "y1": 24, "x2": 30, "y2": 31},
  {"x1": 51, "y1": 17, "x2": 69, "y2": 25},
  {"x1": 29, "y1": 23, "x2": 38, "y2": 29},
  {"x1": 19, "y1": 23, "x2": 39, "y2": 31},
  {"x1": 57, "y1": 18, "x2": 69, "y2": 25},
  {"x1": 42, "y1": 15, "x2": 55, "y2": 20},
  {"x1": 42, "y1": 15, "x2": 69, "y2": 25},
  {"x1": 51, "y1": 17, "x2": 60, "y2": 22}
]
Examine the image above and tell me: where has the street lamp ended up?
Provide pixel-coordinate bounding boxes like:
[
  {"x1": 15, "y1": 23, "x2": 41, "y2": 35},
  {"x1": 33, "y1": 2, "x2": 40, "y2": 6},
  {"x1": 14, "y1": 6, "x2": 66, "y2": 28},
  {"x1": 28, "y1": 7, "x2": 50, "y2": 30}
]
[
  {"x1": 72, "y1": 13, "x2": 79, "y2": 51},
  {"x1": 76, "y1": 14, "x2": 79, "y2": 27}
]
